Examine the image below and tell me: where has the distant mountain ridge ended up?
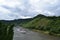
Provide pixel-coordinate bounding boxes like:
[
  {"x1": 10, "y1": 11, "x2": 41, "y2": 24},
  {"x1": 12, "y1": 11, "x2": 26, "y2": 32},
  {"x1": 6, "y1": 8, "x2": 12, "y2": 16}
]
[{"x1": 0, "y1": 18, "x2": 32, "y2": 25}]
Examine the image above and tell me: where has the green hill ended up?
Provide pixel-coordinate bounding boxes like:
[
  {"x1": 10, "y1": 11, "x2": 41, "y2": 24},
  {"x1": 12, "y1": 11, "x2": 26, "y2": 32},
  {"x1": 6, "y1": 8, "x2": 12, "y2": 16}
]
[{"x1": 21, "y1": 14, "x2": 60, "y2": 36}]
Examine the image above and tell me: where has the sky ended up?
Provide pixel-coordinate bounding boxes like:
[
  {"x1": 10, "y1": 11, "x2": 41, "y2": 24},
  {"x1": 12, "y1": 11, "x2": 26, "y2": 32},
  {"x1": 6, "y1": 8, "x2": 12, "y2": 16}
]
[{"x1": 0, "y1": 0, "x2": 60, "y2": 20}]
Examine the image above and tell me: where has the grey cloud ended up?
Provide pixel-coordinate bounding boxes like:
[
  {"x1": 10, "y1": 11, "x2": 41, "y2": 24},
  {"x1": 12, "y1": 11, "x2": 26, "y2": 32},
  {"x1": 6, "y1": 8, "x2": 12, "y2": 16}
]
[{"x1": 0, "y1": 0, "x2": 60, "y2": 20}]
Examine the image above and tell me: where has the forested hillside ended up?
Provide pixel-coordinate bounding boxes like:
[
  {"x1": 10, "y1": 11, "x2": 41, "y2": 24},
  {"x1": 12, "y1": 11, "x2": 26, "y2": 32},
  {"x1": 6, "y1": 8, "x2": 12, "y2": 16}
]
[
  {"x1": 1, "y1": 14, "x2": 60, "y2": 37},
  {"x1": 21, "y1": 14, "x2": 60, "y2": 36}
]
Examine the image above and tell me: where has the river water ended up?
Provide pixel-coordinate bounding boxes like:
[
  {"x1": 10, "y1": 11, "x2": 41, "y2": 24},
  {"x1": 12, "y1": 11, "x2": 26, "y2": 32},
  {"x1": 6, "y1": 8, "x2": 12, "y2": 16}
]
[{"x1": 13, "y1": 26, "x2": 60, "y2": 40}]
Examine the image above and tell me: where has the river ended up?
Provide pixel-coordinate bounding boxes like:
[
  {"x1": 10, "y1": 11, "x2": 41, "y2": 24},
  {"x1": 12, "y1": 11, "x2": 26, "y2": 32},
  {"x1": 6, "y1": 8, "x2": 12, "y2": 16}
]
[{"x1": 13, "y1": 26, "x2": 60, "y2": 40}]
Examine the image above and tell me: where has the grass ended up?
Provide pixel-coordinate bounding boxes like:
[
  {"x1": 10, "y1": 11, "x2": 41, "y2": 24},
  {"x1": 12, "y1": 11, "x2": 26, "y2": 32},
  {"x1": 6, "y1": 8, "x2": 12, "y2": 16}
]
[{"x1": 20, "y1": 14, "x2": 60, "y2": 36}]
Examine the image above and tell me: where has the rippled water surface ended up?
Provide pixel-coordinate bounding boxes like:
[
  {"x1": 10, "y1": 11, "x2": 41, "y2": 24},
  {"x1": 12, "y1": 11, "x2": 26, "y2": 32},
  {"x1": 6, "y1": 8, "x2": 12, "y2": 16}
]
[{"x1": 13, "y1": 26, "x2": 60, "y2": 40}]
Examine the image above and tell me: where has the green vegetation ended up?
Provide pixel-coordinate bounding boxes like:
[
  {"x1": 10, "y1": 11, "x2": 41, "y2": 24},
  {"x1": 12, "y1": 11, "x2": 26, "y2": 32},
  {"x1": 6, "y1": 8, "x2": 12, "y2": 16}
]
[
  {"x1": 0, "y1": 21, "x2": 14, "y2": 40},
  {"x1": 0, "y1": 14, "x2": 59, "y2": 38},
  {"x1": 20, "y1": 14, "x2": 60, "y2": 36}
]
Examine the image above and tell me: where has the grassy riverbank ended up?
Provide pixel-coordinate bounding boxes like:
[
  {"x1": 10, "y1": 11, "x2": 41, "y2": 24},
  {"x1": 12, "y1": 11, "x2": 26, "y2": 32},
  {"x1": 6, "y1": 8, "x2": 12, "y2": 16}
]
[{"x1": 33, "y1": 29, "x2": 60, "y2": 37}]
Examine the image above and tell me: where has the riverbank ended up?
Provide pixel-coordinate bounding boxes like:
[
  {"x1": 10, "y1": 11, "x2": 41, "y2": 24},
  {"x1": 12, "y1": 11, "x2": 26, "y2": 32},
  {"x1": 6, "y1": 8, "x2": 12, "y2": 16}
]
[
  {"x1": 19, "y1": 25, "x2": 60, "y2": 37},
  {"x1": 32, "y1": 29, "x2": 60, "y2": 37}
]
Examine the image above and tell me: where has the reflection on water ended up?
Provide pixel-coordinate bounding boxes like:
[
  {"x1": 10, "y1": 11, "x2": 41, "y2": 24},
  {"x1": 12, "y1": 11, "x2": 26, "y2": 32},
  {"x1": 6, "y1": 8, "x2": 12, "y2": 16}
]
[
  {"x1": 13, "y1": 27, "x2": 60, "y2": 40},
  {"x1": 0, "y1": 24, "x2": 14, "y2": 40}
]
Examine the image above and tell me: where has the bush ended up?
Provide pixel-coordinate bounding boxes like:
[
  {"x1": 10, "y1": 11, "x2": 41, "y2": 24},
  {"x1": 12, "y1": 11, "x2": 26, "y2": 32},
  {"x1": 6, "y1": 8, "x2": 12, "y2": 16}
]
[{"x1": 0, "y1": 22, "x2": 14, "y2": 40}]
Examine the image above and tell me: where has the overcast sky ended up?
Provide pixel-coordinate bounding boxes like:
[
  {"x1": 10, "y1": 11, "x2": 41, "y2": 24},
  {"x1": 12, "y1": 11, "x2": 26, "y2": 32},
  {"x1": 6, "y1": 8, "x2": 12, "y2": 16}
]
[{"x1": 0, "y1": 0, "x2": 60, "y2": 20}]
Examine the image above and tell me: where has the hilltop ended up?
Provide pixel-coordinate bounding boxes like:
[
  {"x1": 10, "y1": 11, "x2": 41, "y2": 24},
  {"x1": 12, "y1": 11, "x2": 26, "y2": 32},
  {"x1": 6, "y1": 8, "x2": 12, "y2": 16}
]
[{"x1": 21, "y1": 14, "x2": 60, "y2": 36}]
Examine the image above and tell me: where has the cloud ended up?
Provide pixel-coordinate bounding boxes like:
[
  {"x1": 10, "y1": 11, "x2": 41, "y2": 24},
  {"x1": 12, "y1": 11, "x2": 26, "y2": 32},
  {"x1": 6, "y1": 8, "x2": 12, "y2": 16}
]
[
  {"x1": 0, "y1": 0, "x2": 60, "y2": 20},
  {"x1": 0, "y1": 0, "x2": 21, "y2": 7}
]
